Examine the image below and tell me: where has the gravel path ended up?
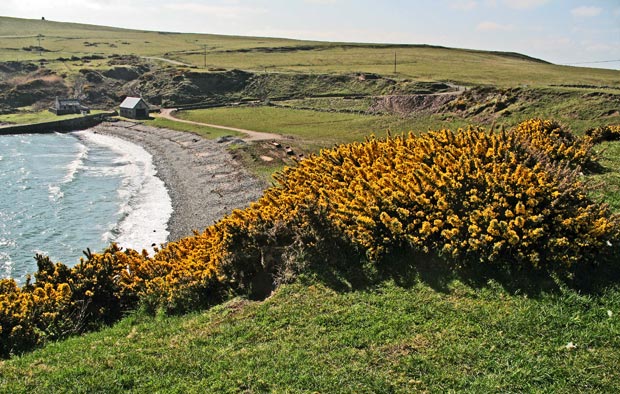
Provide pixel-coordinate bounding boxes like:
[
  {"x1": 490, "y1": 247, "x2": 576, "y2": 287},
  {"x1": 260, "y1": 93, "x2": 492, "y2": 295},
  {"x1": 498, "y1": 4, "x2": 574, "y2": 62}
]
[
  {"x1": 91, "y1": 121, "x2": 267, "y2": 241},
  {"x1": 159, "y1": 108, "x2": 282, "y2": 141},
  {"x1": 141, "y1": 56, "x2": 193, "y2": 67}
]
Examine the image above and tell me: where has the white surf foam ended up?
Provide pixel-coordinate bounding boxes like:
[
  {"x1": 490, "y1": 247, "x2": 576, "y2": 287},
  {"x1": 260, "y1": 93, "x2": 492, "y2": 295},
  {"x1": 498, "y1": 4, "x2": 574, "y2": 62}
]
[
  {"x1": 0, "y1": 234, "x2": 14, "y2": 279},
  {"x1": 48, "y1": 184, "x2": 64, "y2": 201},
  {"x1": 0, "y1": 252, "x2": 12, "y2": 279},
  {"x1": 46, "y1": 137, "x2": 88, "y2": 201},
  {"x1": 74, "y1": 130, "x2": 172, "y2": 255},
  {"x1": 62, "y1": 141, "x2": 89, "y2": 184}
]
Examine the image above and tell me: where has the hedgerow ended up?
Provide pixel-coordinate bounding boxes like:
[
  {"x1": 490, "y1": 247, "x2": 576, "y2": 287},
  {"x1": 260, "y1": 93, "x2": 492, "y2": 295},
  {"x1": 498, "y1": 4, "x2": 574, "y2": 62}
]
[{"x1": 1, "y1": 119, "x2": 618, "y2": 357}]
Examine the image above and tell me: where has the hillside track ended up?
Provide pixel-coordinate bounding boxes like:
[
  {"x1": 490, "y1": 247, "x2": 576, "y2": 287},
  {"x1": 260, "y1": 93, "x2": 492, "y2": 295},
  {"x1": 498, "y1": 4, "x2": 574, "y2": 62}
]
[{"x1": 159, "y1": 108, "x2": 282, "y2": 142}]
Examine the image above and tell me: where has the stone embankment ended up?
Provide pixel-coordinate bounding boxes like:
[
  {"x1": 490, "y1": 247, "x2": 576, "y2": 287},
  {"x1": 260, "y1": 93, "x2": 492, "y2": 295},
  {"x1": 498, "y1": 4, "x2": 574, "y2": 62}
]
[{"x1": 0, "y1": 112, "x2": 117, "y2": 135}]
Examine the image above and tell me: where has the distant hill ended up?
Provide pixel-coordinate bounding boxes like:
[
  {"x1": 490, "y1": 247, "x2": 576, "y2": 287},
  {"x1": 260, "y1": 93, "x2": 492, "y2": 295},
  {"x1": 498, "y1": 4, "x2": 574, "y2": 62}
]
[{"x1": 1, "y1": 16, "x2": 619, "y2": 88}]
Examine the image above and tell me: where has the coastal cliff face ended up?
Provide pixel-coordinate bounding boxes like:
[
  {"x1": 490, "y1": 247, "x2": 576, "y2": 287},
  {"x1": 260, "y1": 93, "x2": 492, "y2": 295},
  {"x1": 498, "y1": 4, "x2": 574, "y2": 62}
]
[
  {"x1": 4, "y1": 56, "x2": 619, "y2": 126},
  {"x1": 0, "y1": 64, "x2": 69, "y2": 113},
  {"x1": 0, "y1": 56, "x2": 458, "y2": 113}
]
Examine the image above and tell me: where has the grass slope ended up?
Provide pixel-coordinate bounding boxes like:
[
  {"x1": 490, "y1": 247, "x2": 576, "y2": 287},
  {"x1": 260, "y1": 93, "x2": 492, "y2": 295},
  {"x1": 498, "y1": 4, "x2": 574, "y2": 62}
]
[
  {"x1": 1, "y1": 279, "x2": 618, "y2": 393},
  {"x1": 174, "y1": 106, "x2": 394, "y2": 148},
  {"x1": 1, "y1": 16, "x2": 619, "y2": 88}
]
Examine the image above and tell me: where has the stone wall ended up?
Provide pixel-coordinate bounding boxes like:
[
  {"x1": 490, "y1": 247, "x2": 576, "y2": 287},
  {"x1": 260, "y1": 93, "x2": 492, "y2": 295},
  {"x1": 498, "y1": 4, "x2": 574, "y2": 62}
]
[{"x1": 0, "y1": 111, "x2": 117, "y2": 135}]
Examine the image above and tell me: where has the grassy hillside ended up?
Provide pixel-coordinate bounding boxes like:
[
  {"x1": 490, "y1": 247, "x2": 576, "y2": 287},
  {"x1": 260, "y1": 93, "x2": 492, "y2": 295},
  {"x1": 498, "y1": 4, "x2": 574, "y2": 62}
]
[
  {"x1": 0, "y1": 16, "x2": 303, "y2": 61},
  {"x1": 1, "y1": 279, "x2": 618, "y2": 393},
  {"x1": 1, "y1": 16, "x2": 619, "y2": 88}
]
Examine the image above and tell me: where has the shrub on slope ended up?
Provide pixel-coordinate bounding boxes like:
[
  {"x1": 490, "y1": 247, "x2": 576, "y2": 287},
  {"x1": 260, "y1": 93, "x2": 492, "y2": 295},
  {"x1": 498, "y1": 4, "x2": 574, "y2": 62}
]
[
  {"x1": 1, "y1": 119, "x2": 618, "y2": 357},
  {"x1": 224, "y1": 119, "x2": 612, "y2": 269},
  {"x1": 586, "y1": 124, "x2": 620, "y2": 144}
]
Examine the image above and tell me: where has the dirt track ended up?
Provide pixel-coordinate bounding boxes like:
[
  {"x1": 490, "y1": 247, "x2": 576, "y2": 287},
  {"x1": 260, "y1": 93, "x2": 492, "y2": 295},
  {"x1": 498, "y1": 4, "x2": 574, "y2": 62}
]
[{"x1": 159, "y1": 108, "x2": 282, "y2": 142}]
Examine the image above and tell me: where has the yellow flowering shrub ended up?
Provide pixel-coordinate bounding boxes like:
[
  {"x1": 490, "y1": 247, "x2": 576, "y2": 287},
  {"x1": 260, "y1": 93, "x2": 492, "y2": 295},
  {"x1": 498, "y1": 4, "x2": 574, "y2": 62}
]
[
  {"x1": 1, "y1": 118, "x2": 618, "y2": 357},
  {"x1": 586, "y1": 124, "x2": 620, "y2": 144},
  {"x1": 514, "y1": 118, "x2": 594, "y2": 168},
  {"x1": 0, "y1": 277, "x2": 73, "y2": 356},
  {"x1": 252, "y1": 122, "x2": 616, "y2": 269}
]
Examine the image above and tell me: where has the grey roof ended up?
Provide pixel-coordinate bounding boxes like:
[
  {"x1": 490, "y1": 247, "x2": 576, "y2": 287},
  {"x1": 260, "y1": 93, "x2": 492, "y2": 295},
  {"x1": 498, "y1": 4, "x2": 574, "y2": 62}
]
[
  {"x1": 120, "y1": 97, "x2": 147, "y2": 109},
  {"x1": 57, "y1": 98, "x2": 81, "y2": 105}
]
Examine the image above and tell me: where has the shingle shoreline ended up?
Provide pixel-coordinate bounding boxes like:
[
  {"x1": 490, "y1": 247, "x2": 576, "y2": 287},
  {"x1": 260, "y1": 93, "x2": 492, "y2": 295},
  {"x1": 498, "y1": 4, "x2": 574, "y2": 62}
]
[{"x1": 91, "y1": 121, "x2": 266, "y2": 242}]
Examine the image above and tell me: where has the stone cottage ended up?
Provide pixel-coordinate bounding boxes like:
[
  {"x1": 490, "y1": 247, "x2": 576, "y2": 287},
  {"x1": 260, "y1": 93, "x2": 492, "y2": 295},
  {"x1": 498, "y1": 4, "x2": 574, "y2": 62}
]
[{"x1": 119, "y1": 97, "x2": 149, "y2": 119}]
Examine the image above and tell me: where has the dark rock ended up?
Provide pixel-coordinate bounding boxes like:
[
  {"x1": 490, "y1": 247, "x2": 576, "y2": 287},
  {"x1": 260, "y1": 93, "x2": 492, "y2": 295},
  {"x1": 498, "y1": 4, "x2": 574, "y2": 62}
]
[{"x1": 103, "y1": 67, "x2": 140, "y2": 81}]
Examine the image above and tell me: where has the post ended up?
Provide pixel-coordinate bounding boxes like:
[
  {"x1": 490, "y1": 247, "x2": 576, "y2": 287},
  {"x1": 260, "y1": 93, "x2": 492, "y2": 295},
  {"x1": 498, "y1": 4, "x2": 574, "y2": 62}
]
[
  {"x1": 394, "y1": 51, "x2": 397, "y2": 74},
  {"x1": 37, "y1": 34, "x2": 42, "y2": 56},
  {"x1": 204, "y1": 45, "x2": 207, "y2": 69}
]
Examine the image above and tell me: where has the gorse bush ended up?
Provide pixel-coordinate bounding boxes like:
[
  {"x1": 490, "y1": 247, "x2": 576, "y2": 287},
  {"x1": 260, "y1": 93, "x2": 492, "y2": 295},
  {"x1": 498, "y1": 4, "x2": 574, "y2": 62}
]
[
  {"x1": 586, "y1": 124, "x2": 620, "y2": 144},
  {"x1": 1, "y1": 119, "x2": 618, "y2": 356},
  {"x1": 514, "y1": 119, "x2": 594, "y2": 168},
  {"x1": 223, "y1": 118, "x2": 612, "y2": 269}
]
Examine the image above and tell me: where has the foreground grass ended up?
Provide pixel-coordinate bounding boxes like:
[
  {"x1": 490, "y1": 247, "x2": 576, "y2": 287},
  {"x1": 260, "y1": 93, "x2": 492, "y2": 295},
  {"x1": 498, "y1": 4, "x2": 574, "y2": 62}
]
[
  {"x1": 1, "y1": 278, "x2": 618, "y2": 393},
  {"x1": 589, "y1": 141, "x2": 620, "y2": 212}
]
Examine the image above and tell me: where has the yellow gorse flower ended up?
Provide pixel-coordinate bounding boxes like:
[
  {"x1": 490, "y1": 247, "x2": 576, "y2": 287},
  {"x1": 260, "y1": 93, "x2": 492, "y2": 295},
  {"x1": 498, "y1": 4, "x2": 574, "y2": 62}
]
[{"x1": 1, "y1": 119, "x2": 618, "y2": 357}]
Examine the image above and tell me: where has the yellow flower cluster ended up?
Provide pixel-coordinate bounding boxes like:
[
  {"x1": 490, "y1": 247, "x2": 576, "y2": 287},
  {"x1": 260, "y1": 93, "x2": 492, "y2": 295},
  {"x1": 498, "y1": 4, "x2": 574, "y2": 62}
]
[
  {"x1": 514, "y1": 119, "x2": 593, "y2": 168},
  {"x1": 0, "y1": 277, "x2": 72, "y2": 355},
  {"x1": 586, "y1": 124, "x2": 620, "y2": 144},
  {"x1": 1, "y1": 119, "x2": 618, "y2": 357}
]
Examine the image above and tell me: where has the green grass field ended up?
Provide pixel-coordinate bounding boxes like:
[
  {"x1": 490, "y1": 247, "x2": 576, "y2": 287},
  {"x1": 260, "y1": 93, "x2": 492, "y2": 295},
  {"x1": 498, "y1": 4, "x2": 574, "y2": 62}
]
[
  {"x1": 174, "y1": 96, "x2": 619, "y2": 147},
  {"x1": 0, "y1": 109, "x2": 107, "y2": 125},
  {"x1": 0, "y1": 110, "x2": 82, "y2": 124},
  {"x1": 175, "y1": 106, "x2": 395, "y2": 148},
  {"x1": 2, "y1": 16, "x2": 619, "y2": 88},
  {"x1": 144, "y1": 115, "x2": 244, "y2": 140},
  {"x1": 1, "y1": 278, "x2": 618, "y2": 393}
]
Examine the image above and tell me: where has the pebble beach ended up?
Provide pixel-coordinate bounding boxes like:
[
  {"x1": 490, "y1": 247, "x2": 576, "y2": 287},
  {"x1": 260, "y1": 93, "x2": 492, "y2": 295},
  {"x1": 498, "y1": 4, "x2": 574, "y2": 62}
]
[{"x1": 92, "y1": 121, "x2": 267, "y2": 242}]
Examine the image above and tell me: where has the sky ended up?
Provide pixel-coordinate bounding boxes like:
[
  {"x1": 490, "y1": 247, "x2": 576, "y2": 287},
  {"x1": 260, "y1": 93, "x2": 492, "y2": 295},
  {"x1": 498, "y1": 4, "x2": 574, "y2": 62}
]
[{"x1": 1, "y1": 0, "x2": 619, "y2": 69}]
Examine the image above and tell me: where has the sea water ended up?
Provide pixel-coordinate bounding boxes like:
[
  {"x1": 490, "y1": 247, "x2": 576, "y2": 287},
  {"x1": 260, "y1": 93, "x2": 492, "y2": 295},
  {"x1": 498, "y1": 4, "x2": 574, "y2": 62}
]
[{"x1": 0, "y1": 131, "x2": 172, "y2": 284}]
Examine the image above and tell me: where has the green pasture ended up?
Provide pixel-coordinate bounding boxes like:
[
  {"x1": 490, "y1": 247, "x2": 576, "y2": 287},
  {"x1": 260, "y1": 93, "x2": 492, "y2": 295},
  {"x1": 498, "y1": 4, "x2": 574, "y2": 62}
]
[
  {"x1": 174, "y1": 106, "x2": 477, "y2": 151},
  {"x1": 1, "y1": 16, "x2": 619, "y2": 89},
  {"x1": 1, "y1": 278, "x2": 618, "y2": 393},
  {"x1": 174, "y1": 106, "x2": 394, "y2": 148},
  {"x1": 144, "y1": 115, "x2": 244, "y2": 140}
]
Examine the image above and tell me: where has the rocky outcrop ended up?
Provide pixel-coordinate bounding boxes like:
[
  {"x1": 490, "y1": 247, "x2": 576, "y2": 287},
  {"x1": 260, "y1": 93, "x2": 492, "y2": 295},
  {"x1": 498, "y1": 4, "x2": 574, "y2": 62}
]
[
  {"x1": 0, "y1": 72, "x2": 68, "y2": 108},
  {"x1": 103, "y1": 66, "x2": 141, "y2": 81}
]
